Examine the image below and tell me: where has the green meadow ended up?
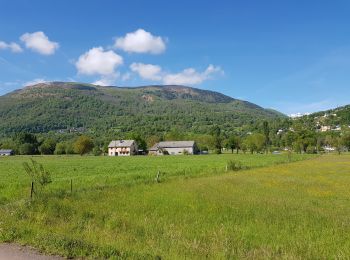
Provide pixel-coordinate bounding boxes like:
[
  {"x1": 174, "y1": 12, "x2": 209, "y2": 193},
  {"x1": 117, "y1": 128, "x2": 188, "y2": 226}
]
[{"x1": 2, "y1": 153, "x2": 350, "y2": 259}]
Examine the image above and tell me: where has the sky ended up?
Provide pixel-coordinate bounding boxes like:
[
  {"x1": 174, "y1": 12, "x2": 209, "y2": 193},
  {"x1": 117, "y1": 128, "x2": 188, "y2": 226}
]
[{"x1": 0, "y1": 0, "x2": 350, "y2": 115}]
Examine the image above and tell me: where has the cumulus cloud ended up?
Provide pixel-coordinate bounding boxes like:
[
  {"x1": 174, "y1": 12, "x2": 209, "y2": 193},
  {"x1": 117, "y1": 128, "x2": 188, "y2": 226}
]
[
  {"x1": 23, "y1": 78, "x2": 47, "y2": 87},
  {"x1": 115, "y1": 29, "x2": 166, "y2": 54},
  {"x1": 75, "y1": 47, "x2": 123, "y2": 76},
  {"x1": 130, "y1": 63, "x2": 223, "y2": 85},
  {"x1": 0, "y1": 41, "x2": 23, "y2": 53},
  {"x1": 20, "y1": 31, "x2": 59, "y2": 55},
  {"x1": 163, "y1": 65, "x2": 223, "y2": 85},
  {"x1": 130, "y1": 63, "x2": 162, "y2": 80},
  {"x1": 92, "y1": 73, "x2": 120, "y2": 86}
]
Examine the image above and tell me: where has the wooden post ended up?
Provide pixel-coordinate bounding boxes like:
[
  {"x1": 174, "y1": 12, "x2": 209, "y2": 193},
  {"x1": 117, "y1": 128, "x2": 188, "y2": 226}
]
[
  {"x1": 288, "y1": 150, "x2": 292, "y2": 163},
  {"x1": 70, "y1": 179, "x2": 73, "y2": 194},
  {"x1": 155, "y1": 171, "x2": 160, "y2": 183},
  {"x1": 30, "y1": 182, "x2": 34, "y2": 199},
  {"x1": 225, "y1": 164, "x2": 228, "y2": 172}
]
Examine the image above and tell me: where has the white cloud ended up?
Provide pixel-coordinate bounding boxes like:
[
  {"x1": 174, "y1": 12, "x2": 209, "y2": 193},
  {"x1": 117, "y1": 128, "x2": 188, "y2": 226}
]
[
  {"x1": 130, "y1": 63, "x2": 162, "y2": 80},
  {"x1": 23, "y1": 78, "x2": 47, "y2": 87},
  {"x1": 75, "y1": 47, "x2": 123, "y2": 76},
  {"x1": 20, "y1": 31, "x2": 59, "y2": 55},
  {"x1": 130, "y1": 63, "x2": 223, "y2": 86},
  {"x1": 92, "y1": 73, "x2": 120, "y2": 86},
  {"x1": 115, "y1": 29, "x2": 166, "y2": 54},
  {"x1": 163, "y1": 65, "x2": 223, "y2": 85},
  {"x1": 0, "y1": 41, "x2": 23, "y2": 53}
]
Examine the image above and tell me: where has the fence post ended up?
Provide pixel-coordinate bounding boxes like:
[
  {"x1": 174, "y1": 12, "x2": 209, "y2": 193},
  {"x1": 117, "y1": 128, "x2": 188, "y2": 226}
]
[
  {"x1": 70, "y1": 179, "x2": 73, "y2": 194},
  {"x1": 155, "y1": 170, "x2": 160, "y2": 183},
  {"x1": 30, "y1": 182, "x2": 34, "y2": 199}
]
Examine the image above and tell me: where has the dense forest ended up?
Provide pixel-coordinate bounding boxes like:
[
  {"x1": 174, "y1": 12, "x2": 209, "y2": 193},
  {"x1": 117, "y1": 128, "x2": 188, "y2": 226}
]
[
  {"x1": 1, "y1": 82, "x2": 350, "y2": 155},
  {"x1": 0, "y1": 82, "x2": 283, "y2": 137}
]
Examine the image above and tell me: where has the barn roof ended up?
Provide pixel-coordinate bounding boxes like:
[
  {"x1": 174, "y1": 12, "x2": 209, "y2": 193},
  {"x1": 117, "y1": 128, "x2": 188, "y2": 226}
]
[
  {"x1": 0, "y1": 149, "x2": 13, "y2": 153},
  {"x1": 149, "y1": 141, "x2": 195, "y2": 150}
]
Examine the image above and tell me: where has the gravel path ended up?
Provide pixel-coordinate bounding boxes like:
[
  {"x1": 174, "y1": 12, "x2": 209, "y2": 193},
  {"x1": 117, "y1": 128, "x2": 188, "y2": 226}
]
[{"x1": 0, "y1": 243, "x2": 63, "y2": 260}]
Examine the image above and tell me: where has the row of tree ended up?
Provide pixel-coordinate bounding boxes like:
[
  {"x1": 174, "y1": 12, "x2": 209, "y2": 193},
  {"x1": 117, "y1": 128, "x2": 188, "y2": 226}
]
[{"x1": 1, "y1": 120, "x2": 350, "y2": 155}]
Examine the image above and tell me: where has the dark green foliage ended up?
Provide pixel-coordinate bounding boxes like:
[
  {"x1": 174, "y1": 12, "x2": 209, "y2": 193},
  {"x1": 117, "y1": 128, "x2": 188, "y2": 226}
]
[
  {"x1": 74, "y1": 135, "x2": 94, "y2": 155},
  {"x1": 0, "y1": 82, "x2": 284, "y2": 138},
  {"x1": 14, "y1": 132, "x2": 40, "y2": 154},
  {"x1": 211, "y1": 125, "x2": 222, "y2": 154},
  {"x1": 225, "y1": 135, "x2": 241, "y2": 153},
  {"x1": 39, "y1": 138, "x2": 57, "y2": 155}
]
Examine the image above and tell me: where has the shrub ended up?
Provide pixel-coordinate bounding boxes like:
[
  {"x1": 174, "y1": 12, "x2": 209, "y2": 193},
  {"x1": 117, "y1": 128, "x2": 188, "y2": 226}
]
[
  {"x1": 22, "y1": 159, "x2": 52, "y2": 197},
  {"x1": 227, "y1": 160, "x2": 243, "y2": 171},
  {"x1": 74, "y1": 136, "x2": 94, "y2": 155}
]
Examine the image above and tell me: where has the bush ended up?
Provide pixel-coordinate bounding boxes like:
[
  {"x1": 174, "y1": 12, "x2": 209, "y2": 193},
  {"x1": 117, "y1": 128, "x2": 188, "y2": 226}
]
[
  {"x1": 74, "y1": 136, "x2": 94, "y2": 155},
  {"x1": 306, "y1": 145, "x2": 316, "y2": 154},
  {"x1": 183, "y1": 149, "x2": 189, "y2": 155},
  {"x1": 227, "y1": 160, "x2": 243, "y2": 171},
  {"x1": 22, "y1": 159, "x2": 52, "y2": 196}
]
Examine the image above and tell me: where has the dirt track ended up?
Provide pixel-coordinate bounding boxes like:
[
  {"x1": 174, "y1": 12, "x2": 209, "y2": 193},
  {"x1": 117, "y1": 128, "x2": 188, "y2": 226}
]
[{"x1": 0, "y1": 244, "x2": 63, "y2": 260}]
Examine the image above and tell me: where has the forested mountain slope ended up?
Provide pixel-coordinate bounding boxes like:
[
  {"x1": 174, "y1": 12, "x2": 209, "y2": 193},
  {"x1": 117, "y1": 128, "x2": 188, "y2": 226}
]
[{"x1": 0, "y1": 82, "x2": 284, "y2": 137}]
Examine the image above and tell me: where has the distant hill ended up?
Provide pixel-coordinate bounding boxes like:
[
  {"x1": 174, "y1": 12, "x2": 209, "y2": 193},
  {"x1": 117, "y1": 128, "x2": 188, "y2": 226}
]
[
  {"x1": 296, "y1": 104, "x2": 350, "y2": 129},
  {"x1": 0, "y1": 82, "x2": 285, "y2": 136}
]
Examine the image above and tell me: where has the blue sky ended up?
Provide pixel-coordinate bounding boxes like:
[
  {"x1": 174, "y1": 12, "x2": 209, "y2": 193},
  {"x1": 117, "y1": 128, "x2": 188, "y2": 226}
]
[{"x1": 1, "y1": 0, "x2": 350, "y2": 115}]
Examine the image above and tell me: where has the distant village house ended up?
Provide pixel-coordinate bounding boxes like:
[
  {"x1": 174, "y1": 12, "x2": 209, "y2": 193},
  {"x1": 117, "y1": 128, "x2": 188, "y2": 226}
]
[
  {"x1": 0, "y1": 149, "x2": 14, "y2": 156},
  {"x1": 108, "y1": 140, "x2": 138, "y2": 156},
  {"x1": 149, "y1": 141, "x2": 198, "y2": 155}
]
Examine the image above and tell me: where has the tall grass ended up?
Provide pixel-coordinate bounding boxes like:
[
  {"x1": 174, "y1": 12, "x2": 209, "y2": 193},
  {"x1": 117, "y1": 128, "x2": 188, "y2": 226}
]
[{"x1": 4, "y1": 153, "x2": 347, "y2": 259}]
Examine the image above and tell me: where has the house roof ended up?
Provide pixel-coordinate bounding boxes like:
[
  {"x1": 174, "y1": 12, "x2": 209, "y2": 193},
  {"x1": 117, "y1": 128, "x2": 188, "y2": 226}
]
[
  {"x1": 149, "y1": 141, "x2": 195, "y2": 150},
  {"x1": 0, "y1": 149, "x2": 13, "y2": 153},
  {"x1": 108, "y1": 140, "x2": 135, "y2": 148}
]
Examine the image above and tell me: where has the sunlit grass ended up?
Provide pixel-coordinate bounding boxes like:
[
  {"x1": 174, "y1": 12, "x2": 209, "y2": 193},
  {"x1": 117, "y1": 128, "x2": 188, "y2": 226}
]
[{"x1": 3, "y1": 154, "x2": 350, "y2": 258}]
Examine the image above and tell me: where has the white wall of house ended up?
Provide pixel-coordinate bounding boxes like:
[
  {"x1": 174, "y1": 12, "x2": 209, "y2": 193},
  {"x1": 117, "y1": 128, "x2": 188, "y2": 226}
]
[
  {"x1": 166, "y1": 147, "x2": 193, "y2": 155},
  {"x1": 108, "y1": 145, "x2": 137, "y2": 156}
]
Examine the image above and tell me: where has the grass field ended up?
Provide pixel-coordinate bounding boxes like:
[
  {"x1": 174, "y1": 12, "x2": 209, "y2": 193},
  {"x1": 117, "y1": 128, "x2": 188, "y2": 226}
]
[{"x1": 2, "y1": 153, "x2": 350, "y2": 259}]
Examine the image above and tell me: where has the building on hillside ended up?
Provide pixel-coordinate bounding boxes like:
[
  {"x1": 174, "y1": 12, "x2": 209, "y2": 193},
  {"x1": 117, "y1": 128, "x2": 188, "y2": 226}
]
[
  {"x1": 0, "y1": 149, "x2": 14, "y2": 156},
  {"x1": 332, "y1": 125, "x2": 341, "y2": 131},
  {"x1": 323, "y1": 145, "x2": 335, "y2": 152},
  {"x1": 149, "y1": 141, "x2": 198, "y2": 155},
  {"x1": 320, "y1": 125, "x2": 331, "y2": 132},
  {"x1": 108, "y1": 140, "x2": 138, "y2": 156},
  {"x1": 277, "y1": 129, "x2": 283, "y2": 135}
]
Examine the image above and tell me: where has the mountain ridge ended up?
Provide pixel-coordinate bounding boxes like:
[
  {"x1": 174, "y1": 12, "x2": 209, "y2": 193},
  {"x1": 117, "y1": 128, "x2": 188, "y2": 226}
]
[{"x1": 0, "y1": 82, "x2": 285, "y2": 137}]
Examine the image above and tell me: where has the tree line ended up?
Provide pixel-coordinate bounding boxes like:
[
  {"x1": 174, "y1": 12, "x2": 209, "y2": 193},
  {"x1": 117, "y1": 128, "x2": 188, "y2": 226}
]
[{"x1": 1, "y1": 119, "x2": 350, "y2": 155}]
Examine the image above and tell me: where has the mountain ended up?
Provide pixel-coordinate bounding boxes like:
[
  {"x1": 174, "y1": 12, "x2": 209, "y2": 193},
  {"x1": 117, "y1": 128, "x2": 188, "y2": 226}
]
[{"x1": 0, "y1": 82, "x2": 285, "y2": 137}]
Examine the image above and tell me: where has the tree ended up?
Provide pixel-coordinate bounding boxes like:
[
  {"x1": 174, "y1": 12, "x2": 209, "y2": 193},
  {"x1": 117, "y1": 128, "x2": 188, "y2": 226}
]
[
  {"x1": 23, "y1": 159, "x2": 52, "y2": 197},
  {"x1": 39, "y1": 138, "x2": 57, "y2": 155},
  {"x1": 55, "y1": 142, "x2": 67, "y2": 155},
  {"x1": 211, "y1": 125, "x2": 222, "y2": 154},
  {"x1": 341, "y1": 130, "x2": 350, "y2": 150},
  {"x1": 244, "y1": 133, "x2": 265, "y2": 154},
  {"x1": 226, "y1": 136, "x2": 240, "y2": 154},
  {"x1": 130, "y1": 134, "x2": 147, "y2": 152},
  {"x1": 262, "y1": 121, "x2": 270, "y2": 153},
  {"x1": 14, "y1": 132, "x2": 40, "y2": 155},
  {"x1": 147, "y1": 135, "x2": 161, "y2": 148},
  {"x1": 74, "y1": 136, "x2": 94, "y2": 155},
  {"x1": 19, "y1": 143, "x2": 36, "y2": 155}
]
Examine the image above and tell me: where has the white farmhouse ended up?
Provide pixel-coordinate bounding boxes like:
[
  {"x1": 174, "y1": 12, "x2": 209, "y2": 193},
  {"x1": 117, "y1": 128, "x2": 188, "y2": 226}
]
[
  {"x1": 149, "y1": 141, "x2": 198, "y2": 155},
  {"x1": 108, "y1": 140, "x2": 138, "y2": 156}
]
